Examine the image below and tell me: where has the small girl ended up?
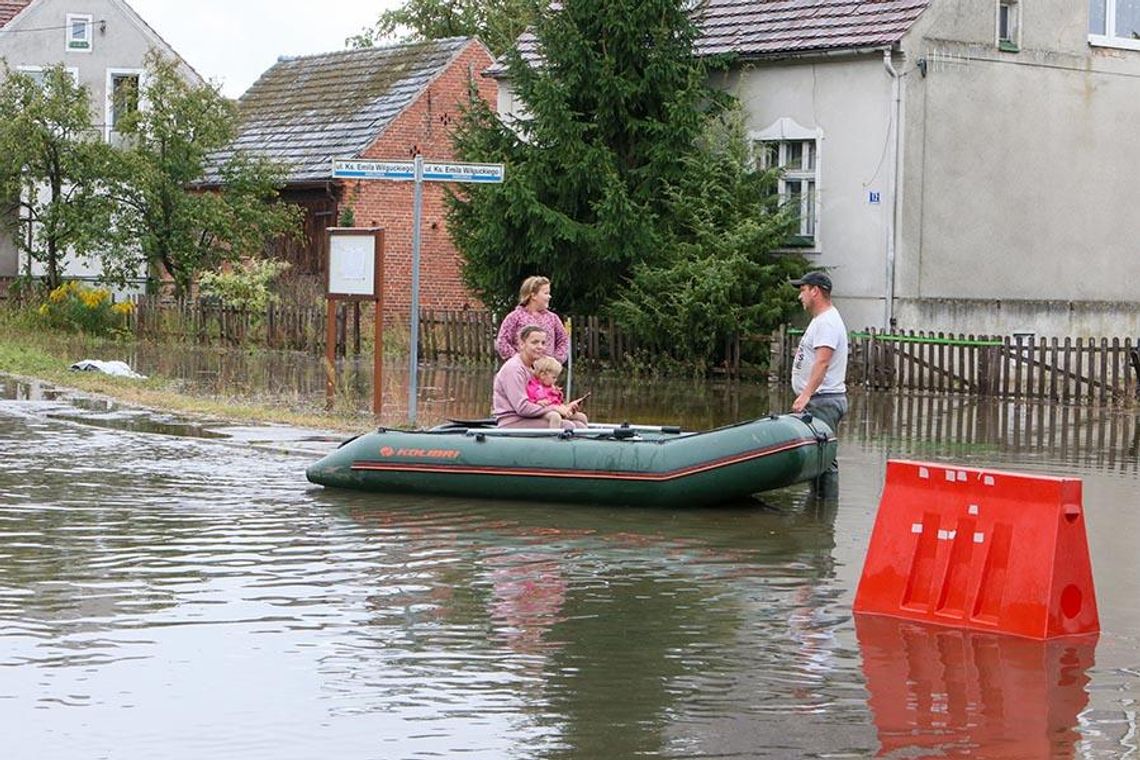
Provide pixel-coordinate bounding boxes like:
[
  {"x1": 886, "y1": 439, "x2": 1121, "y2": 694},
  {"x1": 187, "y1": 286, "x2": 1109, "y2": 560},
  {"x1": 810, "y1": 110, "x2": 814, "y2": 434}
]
[{"x1": 527, "y1": 356, "x2": 588, "y2": 427}]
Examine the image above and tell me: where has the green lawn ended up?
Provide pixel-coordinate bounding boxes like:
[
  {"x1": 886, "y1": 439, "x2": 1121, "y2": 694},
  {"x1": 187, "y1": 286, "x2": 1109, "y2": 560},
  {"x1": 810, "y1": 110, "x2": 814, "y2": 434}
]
[{"x1": 0, "y1": 309, "x2": 366, "y2": 432}]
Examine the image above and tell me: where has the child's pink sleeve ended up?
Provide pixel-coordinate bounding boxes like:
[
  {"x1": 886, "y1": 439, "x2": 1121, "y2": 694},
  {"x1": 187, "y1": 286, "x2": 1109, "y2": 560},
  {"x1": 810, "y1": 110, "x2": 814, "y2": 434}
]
[{"x1": 525, "y1": 376, "x2": 544, "y2": 403}]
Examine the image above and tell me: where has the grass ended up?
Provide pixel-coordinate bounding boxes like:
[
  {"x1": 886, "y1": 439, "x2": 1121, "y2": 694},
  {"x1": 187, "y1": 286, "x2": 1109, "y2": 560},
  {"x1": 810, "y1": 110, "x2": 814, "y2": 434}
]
[{"x1": 0, "y1": 309, "x2": 373, "y2": 432}]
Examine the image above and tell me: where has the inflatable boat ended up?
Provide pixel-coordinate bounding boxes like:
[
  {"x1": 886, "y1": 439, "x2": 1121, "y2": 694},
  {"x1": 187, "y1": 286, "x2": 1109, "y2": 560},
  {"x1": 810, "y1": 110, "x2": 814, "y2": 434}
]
[{"x1": 306, "y1": 413, "x2": 835, "y2": 508}]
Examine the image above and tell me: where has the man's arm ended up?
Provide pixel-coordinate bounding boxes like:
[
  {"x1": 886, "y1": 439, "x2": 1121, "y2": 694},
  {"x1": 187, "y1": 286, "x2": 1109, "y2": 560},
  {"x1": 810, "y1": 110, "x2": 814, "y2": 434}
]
[{"x1": 792, "y1": 346, "x2": 834, "y2": 412}]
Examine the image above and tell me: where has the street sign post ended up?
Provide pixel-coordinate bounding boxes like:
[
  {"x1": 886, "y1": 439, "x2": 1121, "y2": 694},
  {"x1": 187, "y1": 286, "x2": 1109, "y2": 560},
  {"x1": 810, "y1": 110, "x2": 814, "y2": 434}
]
[{"x1": 332, "y1": 156, "x2": 505, "y2": 426}]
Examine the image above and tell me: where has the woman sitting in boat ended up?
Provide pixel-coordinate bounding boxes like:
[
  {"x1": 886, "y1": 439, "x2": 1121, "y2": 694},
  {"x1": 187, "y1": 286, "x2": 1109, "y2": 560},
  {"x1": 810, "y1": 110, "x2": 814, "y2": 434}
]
[
  {"x1": 495, "y1": 275, "x2": 569, "y2": 363},
  {"x1": 493, "y1": 325, "x2": 586, "y2": 429}
]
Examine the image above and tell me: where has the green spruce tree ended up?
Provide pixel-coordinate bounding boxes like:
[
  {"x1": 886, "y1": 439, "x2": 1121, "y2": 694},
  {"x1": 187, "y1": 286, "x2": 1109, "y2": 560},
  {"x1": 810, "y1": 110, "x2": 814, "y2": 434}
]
[{"x1": 448, "y1": 0, "x2": 718, "y2": 314}]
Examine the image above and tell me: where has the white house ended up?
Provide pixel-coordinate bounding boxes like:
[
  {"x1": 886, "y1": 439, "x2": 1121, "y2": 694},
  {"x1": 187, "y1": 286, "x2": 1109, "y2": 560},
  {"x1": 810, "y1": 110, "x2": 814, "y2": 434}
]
[
  {"x1": 492, "y1": 0, "x2": 1140, "y2": 337},
  {"x1": 0, "y1": 0, "x2": 201, "y2": 291}
]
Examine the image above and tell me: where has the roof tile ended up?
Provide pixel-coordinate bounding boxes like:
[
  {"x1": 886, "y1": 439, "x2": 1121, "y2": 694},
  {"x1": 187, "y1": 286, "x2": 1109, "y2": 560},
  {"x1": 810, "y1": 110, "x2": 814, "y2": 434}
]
[
  {"x1": 488, "y1": 0, "x2": 931, "y2": 75},
  {"x1": 0, "y1": 0, "x2": 32, "y2": 28},
  {"x1": 207, "y1": 37, "x2": 472, "y2": 184}
]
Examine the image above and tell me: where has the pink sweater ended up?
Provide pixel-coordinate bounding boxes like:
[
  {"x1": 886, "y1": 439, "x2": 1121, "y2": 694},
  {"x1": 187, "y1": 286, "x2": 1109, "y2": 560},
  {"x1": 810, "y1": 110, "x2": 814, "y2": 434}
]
[
  {"x1": 492, "y1": 355, "x2": 550, "y2": 426},
  {"x1": 495, "y1": 306, "x2": 569, "y2": 363}
]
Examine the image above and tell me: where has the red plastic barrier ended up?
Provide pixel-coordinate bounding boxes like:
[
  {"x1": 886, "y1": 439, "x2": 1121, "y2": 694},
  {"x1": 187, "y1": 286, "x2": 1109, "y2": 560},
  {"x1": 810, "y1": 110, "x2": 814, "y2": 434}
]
[
  {"x1": 854, "y1": 459, "x2": 1099, "y2": 639},
  {"x1": 856, "y1": 614, "x2": 1096, "y2": 758}
]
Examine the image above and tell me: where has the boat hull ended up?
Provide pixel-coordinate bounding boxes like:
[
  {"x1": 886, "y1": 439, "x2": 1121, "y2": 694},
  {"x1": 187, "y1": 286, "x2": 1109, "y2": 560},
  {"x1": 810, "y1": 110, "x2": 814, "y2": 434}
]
[{"x1": 306, "y1": 414, "x2": 836, "y2": 508}]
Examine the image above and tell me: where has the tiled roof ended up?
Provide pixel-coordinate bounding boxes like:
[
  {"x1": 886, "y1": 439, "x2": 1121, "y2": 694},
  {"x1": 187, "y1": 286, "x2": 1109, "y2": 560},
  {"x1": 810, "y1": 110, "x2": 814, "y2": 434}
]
[
  {"x1": 206, "y1": 37, "x2": 473, "y2": 185},
  {"x1": 698, "y1": 0, "x2": 931, "y2": 57},
  {"x1": 487, "y1": 0, "x2": 931, "y2": 75},
  {"x1": 0, "y1": 0, "x2": 33, "y2": 28}
]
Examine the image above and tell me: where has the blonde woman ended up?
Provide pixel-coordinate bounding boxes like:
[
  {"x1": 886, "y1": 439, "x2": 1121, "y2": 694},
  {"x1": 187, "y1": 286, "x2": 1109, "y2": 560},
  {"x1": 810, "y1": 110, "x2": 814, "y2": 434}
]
[{"x1": 495, "y1": 275, "x2": 569, "y2": 363}]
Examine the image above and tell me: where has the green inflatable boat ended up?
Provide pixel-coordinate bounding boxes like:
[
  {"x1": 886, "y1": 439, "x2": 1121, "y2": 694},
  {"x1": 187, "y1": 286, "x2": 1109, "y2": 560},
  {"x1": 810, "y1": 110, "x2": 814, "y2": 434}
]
[{"x1": 306, "y1": 414, "x2": 836, "y2": 508}]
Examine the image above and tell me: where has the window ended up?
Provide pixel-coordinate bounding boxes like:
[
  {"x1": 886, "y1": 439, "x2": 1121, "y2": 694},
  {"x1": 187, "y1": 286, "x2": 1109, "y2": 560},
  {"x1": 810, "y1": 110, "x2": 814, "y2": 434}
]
[
  {"x1": 16, "y1": 65, "x2": 79, "y2": 88},
  {"x1": 997, "y1": 1, "x2": 1020, "y2": 51},
  {"x1": 1089, "y1": 0, "x2": 1140, "y2": 51},
  {"x1": 106, "y1": 70, "x2": 142, "y2": 141},
  {"x1": 752, "y1": 118, "x2": 820, "y2": 248},
  {"x1": 66, "y1": 13, "x2": 93, "y2": 52}
]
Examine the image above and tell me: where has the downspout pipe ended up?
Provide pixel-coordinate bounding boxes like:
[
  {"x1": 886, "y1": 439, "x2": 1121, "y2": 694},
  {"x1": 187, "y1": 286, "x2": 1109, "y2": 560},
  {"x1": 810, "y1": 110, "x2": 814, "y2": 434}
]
[{"x1": 883, "y1": 49, "x2": 903, "y2": 329}]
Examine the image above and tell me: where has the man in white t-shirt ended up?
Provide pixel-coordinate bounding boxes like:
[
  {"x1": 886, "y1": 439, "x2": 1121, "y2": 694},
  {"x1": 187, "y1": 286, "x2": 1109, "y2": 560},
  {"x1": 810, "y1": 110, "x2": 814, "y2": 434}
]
[{"x1": 789, "y1": 271, "x2": 848, "y2": 497}]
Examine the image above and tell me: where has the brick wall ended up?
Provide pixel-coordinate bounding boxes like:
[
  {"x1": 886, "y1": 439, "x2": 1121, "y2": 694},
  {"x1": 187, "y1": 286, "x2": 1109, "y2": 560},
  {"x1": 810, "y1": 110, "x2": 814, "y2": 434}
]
[{"x1": 348, "y1": 41, "x2": 497, "y2": 322}]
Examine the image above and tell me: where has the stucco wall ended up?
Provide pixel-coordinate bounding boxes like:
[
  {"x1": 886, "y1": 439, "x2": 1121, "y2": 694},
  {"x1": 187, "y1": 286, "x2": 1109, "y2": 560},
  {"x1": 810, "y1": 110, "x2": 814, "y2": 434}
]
[
  {"x1": 723, "y1": 56, "x2": 896, "y2": 331},
  {"x1": 0, "y1": 0, "x2": 198, "y2": 282},
  {"x1": 895, "y1": 0, "x2": 1140, "y2": 334}
]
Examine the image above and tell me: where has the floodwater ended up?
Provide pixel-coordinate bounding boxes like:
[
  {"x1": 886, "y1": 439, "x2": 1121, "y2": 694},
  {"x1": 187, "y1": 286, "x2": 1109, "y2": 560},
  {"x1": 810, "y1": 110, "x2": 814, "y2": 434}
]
[{"x1": 2, "y1": 362, "x2": 1139, "y2": 759}]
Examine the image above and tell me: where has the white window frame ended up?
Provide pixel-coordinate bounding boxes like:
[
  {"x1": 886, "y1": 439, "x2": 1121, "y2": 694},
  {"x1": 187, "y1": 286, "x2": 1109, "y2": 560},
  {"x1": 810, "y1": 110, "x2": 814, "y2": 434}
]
[
  {"x1": 16, "y1": 64, "x2": 80, "y2": 87},
  {"x1": 105, "y1": 68, "x2": 144, "y2": 142},
  {"x1": 750, "y1": 117, "x2": 822, "y2": 250},
  {"x1": 66, "y1": 13, "x2": 94, "y2": 52},
  {"x1": 997, "y1": 0, "x2": 1020, "y2": 51},
  {"x1": 1089, "y1": 0, "x2": 1140, "y2": 52}
]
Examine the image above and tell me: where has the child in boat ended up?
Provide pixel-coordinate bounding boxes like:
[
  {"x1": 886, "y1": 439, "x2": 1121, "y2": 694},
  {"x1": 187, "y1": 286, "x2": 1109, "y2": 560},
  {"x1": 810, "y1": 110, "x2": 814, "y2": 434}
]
[{"x1": 527, "y1": 356, "x2": 588, "y2": 427}]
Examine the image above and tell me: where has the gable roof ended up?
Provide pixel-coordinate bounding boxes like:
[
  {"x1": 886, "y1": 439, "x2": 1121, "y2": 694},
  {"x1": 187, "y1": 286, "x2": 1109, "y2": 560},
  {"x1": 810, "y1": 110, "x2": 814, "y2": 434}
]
[
  {"x1": 208, "y1": 37, "x2": 475, "y2": 185},
  {"x1": 0, "y1": 0, "x2": 33, "y2": 28},
  {"x1": 487, "y1": 0, "x2": 932, "y2": 76}
]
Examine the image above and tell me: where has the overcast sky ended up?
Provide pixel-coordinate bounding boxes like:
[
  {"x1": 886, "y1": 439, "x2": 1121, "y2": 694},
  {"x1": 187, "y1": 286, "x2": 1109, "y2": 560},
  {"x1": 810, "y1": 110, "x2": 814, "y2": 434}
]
[{"x1": 128, "y1": 0, "x2": 405, "y2": 98}]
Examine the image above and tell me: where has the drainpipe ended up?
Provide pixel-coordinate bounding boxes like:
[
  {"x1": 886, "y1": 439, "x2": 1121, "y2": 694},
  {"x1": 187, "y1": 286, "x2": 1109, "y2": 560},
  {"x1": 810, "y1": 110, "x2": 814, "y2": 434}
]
[{"x1": 882, "y1": 49, "x2": 904, "y2": 330}]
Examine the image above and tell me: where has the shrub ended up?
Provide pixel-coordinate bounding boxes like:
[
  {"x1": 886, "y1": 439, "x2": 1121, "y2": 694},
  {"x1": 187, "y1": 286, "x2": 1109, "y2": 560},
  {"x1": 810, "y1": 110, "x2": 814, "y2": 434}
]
[
  {"x1": 35, "y1": 280, "x2": 134, "y2": 336},
  {"x1": 197, "y1": 259, "x2": 291, "y2": 312}
]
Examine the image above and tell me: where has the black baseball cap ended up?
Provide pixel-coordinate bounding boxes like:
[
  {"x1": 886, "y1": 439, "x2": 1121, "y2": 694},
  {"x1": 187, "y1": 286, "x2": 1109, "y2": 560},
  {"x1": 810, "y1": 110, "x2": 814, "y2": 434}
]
[{"x1": 789, "y1": 271, "x2": 832, "y2": 291}]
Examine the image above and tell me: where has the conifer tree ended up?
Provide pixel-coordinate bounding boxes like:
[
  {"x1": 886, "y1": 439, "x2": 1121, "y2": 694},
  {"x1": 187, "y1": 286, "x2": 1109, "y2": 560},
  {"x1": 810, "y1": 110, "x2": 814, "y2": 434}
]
[{"x1": 448, "y1": 0, "x2": 717, "y2": 314}]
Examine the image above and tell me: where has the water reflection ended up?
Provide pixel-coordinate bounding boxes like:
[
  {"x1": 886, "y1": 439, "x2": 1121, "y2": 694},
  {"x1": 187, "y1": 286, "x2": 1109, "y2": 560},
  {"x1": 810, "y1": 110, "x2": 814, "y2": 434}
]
[
  {"x1": 848, "y1": 394, "x2": 1139, "y2": 474},
  {"x1": 856, "y1": 614, "x2": 1097, "y2": 759},
  {"x1": 314, "y1": 490, "x2": 872, "y2": 758}
]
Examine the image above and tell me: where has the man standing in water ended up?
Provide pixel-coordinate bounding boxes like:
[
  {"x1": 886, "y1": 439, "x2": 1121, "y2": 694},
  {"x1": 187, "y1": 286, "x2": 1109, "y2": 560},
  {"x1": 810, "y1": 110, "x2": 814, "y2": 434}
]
[{"x1": 790, "y1": 271, "x2": 848, "y2": 498}]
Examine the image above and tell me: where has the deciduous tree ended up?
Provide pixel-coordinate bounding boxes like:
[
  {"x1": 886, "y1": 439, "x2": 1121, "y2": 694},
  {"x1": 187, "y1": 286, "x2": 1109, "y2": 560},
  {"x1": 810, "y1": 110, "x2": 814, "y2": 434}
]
[
  {"x1": 0, "y1": 65, "x2": 118, "y2": 290},
  {"x1": 348, "y1": 0, "x2": 538, "y2": 56},
  {"x1": 101, "y1": 53, "x2": 300, "y2": 296}
]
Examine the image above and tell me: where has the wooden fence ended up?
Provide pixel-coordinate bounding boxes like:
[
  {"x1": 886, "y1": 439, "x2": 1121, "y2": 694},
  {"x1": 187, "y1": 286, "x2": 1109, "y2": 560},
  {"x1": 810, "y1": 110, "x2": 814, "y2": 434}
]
[
  {"x1": 418, "y1": 310, "x2": 746, "y2": 371},
  {"x1": 771, "y1": 326, "x2": 1140, "y2": 406},
  {"x1": 129, "y1": 297, "x2": 327, "y2": 352}
]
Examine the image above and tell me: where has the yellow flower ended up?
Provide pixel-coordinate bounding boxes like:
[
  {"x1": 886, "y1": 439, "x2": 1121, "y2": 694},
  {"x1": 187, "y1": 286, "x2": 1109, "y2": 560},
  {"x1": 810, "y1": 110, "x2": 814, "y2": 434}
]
[
  {"x1": 111, "y1": 301, "x2": 134, "y2": 315},
  {"x1": 38, "y1": 303, "x2": 49, "y2": 316},
  {"x1": 48, "y1": 286, "x2": 68, "y2": 303}
]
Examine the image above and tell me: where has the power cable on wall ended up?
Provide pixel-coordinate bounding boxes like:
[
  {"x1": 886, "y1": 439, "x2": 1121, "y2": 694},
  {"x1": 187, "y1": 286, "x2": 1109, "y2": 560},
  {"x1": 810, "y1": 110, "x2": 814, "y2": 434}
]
[{"x1": 0, "y1": 20, "x2": 107, "y2": 34}]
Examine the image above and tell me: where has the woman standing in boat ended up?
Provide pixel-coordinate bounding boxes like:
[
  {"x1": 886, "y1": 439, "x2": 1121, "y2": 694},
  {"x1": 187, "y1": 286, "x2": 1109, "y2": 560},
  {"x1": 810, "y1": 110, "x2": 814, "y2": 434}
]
[
  {"x1": 493, "y1": 325, "x2": 584, "y2": 429},
  {"x1": 495, "y1": 276, "x2": 569, "y2": 363}
]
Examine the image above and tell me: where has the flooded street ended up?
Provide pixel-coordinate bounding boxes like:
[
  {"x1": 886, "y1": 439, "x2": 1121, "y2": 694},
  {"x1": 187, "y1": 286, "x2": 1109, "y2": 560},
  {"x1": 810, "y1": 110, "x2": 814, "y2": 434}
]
[{"x1": 2, "y1": 362, "x2": 1139, "y2": 758}]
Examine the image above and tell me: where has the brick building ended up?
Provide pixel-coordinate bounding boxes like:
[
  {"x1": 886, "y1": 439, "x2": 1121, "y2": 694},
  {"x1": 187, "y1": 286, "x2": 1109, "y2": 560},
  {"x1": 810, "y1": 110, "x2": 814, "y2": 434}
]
[{"x1": 208, "y1": 37, "x2": 496, "y2": 316}]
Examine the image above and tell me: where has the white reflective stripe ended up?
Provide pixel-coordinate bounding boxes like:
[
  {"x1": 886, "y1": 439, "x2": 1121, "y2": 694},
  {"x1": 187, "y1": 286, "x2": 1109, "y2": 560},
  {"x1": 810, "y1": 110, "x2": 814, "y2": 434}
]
[
  {"x1": 918, "y1": 467, "x2": 930, "y2": 479},
  {"x1": 968, "y1": 504, "x2": 979, "y2": 515},
  {"x1": 957, "y1": 470, "x2": 967, "y2": 481},
  {"x1": 974, "y1": 532, "x2": 985, "y2": 543},
  {"x1": 945, "y1": 470, "x2": 956, "y2": 482},
  {"x1": 983, "y1": 475, "x2": 996, "y2": 486},
  {"x1": 938, "y1": 529, "x2": 950, "y2": 540},
  {"x1": 912, "y1": 523, "x2": 924, "y2": 533}
]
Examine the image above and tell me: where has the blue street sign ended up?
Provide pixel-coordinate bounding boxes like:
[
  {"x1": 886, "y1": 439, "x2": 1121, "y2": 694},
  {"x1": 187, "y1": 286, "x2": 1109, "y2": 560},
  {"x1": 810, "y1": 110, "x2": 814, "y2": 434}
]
[
  {"x1": 332, "y1": 159, "x2": 504, "y2": 183},
  {"x1": 332, "y1": 159, "x2": 415, "y2": 180},
  {"x1": 421, "y1": 162, "x2": 505, "y2": 183}
]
